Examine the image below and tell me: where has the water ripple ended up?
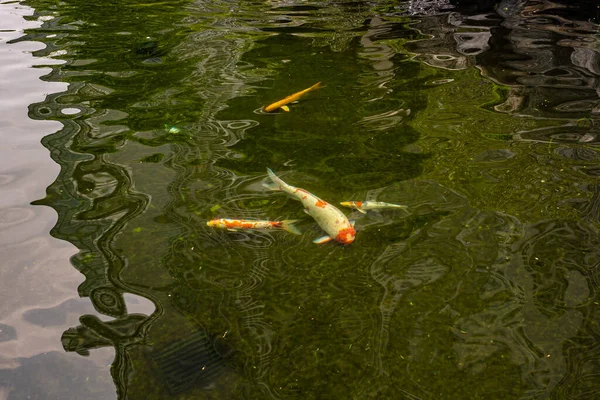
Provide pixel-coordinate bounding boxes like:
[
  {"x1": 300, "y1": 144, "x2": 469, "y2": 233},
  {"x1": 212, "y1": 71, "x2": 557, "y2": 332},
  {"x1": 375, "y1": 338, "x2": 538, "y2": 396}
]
[{"x1": 15, "y1": 0, "x2": 600, "y2": 398}]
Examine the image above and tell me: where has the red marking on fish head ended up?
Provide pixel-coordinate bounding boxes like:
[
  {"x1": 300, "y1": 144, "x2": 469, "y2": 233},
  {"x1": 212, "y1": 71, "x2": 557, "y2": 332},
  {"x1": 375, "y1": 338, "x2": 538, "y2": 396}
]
[
  {"x1": 315, "y1": 199, "x2": 327, "y2": 208},
  {"x1": 355, "y1": 201, "x2": 363, "y2": 207},
  {"x1": 335, "y1": 226, "x2": 356, "y2": 245}
]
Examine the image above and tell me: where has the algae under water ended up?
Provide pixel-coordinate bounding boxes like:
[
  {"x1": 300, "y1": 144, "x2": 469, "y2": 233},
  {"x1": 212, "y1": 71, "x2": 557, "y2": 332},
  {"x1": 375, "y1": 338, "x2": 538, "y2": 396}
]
[{"x1": 3, "y1": 0, "x2": 600, "y2": 398}]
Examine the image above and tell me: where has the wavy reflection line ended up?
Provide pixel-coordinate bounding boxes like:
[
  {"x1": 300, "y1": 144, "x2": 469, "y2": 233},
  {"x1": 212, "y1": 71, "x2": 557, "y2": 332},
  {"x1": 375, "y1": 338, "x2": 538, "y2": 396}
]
[
  {"x1": 556, "y1": 340, "x2": 600, "y2": 399},
  {"x1": 369, "y1": 242, "x2": 407, "y2": 376},
  {"x1": 358, "y1": 108, "x2": 410, "y2": 131},
  {"x1": 236, "y1": 263, "x2": 275, "y2": 378},
  {"x1": 358, "y1": 16, "x2": 398, "y2": 105}
]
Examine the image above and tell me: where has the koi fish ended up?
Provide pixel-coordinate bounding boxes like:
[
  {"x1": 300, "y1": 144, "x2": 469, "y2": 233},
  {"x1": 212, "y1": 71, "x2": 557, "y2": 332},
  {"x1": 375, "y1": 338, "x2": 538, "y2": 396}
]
[
  {"x1": 263, "y1": 168, "x2": 355, "y2": 245},
  {"x1": 340, "y1": 201, "x2": 408, "y2": 214},
  {"x1": 207, "y1": 218, "x2": 301, "y2": 234},
  {"x1": 264, "y1": 82, "x2": 323, "y2": 112}
]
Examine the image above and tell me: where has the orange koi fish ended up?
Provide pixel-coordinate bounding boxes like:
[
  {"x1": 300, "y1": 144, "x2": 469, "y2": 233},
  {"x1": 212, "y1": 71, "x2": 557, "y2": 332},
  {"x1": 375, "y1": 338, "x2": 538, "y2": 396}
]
[
  {"x1": 264, "y1": 82, "x2": 323, "y2": 112},
  {"x1": 264, "y1": 168, "x2": 355, "y2": 245},
  {"x1": 340, "y1": 201, "x2": 408, "y2": 214},
  {"x1": 207, "y1": 218, "x2": 301, "y2": 234}
]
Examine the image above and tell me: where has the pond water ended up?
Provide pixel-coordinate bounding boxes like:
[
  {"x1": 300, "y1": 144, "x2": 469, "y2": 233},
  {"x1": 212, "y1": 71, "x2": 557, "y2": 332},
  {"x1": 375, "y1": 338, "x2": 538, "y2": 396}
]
[{"x1": 2, "y1": 0, "x2": 600, "y2": 398}]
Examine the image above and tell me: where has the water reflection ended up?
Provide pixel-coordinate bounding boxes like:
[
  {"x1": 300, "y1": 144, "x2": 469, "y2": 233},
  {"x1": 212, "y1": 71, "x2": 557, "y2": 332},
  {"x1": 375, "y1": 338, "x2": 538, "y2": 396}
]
[
  {"x1": 12, "y1": 0, "x2": 600, "y2": 399},
  {"x1": 402, "y1": 1, "x2": 600, "y2": 397},
  {"x1": 408, "y1": 0, "x2": 600, "y2": 131},
  {"x1": 0, "y1": 2, "x2": 121, "y2": 399}
]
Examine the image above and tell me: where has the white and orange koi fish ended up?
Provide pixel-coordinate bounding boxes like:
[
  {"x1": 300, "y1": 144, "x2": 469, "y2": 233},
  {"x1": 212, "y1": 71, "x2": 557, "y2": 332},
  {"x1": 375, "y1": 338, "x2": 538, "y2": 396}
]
[
  {"x1": 207, "y1": 218, "x2": 301, "y2": 234},
  {"x1": 264, "y1": 82, "x2": 322, "y2": 112},
  {"x1": 340, "y1": 201, "x2": 408, "y2": 214},
  {"x1": 264, "y1": 168, "x2": 355, "y2": 245}
]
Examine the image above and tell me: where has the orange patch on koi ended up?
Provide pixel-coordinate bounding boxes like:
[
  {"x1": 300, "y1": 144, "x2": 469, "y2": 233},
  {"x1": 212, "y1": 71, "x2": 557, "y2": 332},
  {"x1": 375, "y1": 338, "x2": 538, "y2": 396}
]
[
  {"x1": 315, "y1": 200, "x2": 327, "y2": 208},
  {"x1": 224, "y1": 220, "x2": 254, "y2": 229}
]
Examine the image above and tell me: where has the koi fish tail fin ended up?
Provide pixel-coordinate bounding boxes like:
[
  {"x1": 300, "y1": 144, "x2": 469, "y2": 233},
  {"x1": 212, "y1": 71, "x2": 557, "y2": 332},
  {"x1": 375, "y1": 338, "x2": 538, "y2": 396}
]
[
  {"x1": 263, "y1": 168, "x2": 284, "y2": 191},
  {"x1": 281, "y1": 220, "x2": 302, "y2": 235},
  {"x1": 263, "y1": 181, "x2": 280, "y2": 191},
  {"x1": 310, "y1": 81, "x2": 324, "y2": 91},
  {"x1": 397, "y1": 205, "x2": 410, "y2": 214}
]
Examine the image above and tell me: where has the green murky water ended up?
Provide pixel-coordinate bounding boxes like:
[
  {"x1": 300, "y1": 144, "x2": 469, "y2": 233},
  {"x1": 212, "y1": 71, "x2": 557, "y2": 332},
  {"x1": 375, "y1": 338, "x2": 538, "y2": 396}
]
[{"x1": 9, "y1": 0, "x2": 600, "y2": 398}]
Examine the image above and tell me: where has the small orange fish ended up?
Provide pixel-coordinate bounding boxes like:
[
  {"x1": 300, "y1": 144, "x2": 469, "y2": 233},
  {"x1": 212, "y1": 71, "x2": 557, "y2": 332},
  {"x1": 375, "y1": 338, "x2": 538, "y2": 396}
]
[
  {"x1": 264, "y1": 82, "x2": 323, "y2": 112},
  {"x1": 207, "y1": 218, "x2": 301, "y2": 234}
]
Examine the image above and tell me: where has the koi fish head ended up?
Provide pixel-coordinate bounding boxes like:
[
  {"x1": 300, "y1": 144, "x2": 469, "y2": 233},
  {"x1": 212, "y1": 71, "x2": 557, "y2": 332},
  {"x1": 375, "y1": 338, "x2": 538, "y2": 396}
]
[
  {"x1": 335, "y1": 226, "x2": 356, "y2": 245},
  {"x1": 207, "y1": 219, "x2": 225, "y2": 228},
  {"x1": 340, "y1": 201, "x2": 362, "y2": 210}
]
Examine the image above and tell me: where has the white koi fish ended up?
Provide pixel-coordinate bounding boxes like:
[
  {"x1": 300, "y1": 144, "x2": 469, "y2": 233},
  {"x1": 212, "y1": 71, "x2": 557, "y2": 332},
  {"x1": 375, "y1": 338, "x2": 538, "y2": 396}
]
[
  {"x1": 207, "y1": 218, "x2": 301, "y2": 234},
  {"x1": 340, "y1": 201, "x2": 408, "y2": 214},
  {"x1": 264, "y1": 168, "x2": 355, "y2": 245}
]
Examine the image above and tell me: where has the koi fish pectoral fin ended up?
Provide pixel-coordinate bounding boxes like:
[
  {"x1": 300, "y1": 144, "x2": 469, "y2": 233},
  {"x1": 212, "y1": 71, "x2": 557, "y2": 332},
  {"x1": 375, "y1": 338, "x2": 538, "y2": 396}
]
[
  {"x1": 350, "y1": 220, "x2": 355, "y2": 227},
  {"x1": 357, "y1": 209, "x2": 367, "y2": 214},
  {"x1": 313, "y1": 235, "x2": 333, "y2": 244},
  {"x1": 280, "y1": 105, "x2": 290, "y2": 112},
  {"x1": 226, "y1": 228, "x2": 239, "y2": 232}
]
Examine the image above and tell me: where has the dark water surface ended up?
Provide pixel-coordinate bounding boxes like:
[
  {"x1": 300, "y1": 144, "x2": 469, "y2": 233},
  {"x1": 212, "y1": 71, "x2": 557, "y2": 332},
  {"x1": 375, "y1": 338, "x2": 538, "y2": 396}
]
[{"x1": 3, "y1": 0, "x2": 600, "y2": 398}]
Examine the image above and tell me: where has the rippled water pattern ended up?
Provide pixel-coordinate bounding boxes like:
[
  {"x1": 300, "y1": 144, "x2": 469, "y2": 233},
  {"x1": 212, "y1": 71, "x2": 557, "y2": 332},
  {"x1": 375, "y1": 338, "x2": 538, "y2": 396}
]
[{"x1": 4, "y1": 0, "x2": 600, "y2": 398}]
